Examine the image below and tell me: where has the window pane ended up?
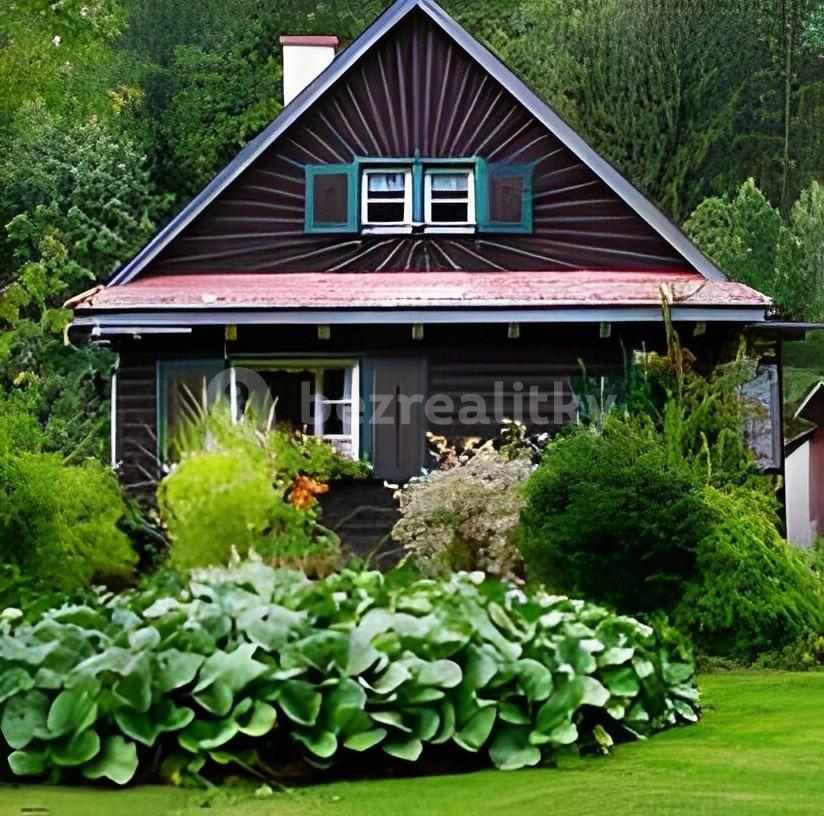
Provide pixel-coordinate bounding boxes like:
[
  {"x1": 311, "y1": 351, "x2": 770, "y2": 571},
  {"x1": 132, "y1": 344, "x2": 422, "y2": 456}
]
[
  {"x1": 431, "y1": 173, "x2": 468, "y2": 192},
  {"x1": 259, "y1": 369, "x2": 316, "y2": 431},
  {"x1": 489, "y1": 174, "x2": 524, "y2": 224},
  {"x1": 313, "y1": 172, "x2": 349, "y2": 224},
  {"x1": 431, "y1": 202, "x2": 469, "y2": 223},
  {"x1": 368, "y1": 172, "x2": 406, "y2": 194},
  {"x1": 323, "y1": 409, "x2": 345, "y2": 436},
  {"x1": 322, "y1": 368, "x2": 346, "y2": 400},
  {"x1": 367, "y1": 201, "x2": 406, "y2": 223}
]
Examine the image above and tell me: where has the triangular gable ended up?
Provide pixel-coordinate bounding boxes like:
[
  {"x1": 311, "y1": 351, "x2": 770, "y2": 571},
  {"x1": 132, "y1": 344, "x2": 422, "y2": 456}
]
[{"x1": 110, "y1": 0, "x2": 726, "y2": 285}]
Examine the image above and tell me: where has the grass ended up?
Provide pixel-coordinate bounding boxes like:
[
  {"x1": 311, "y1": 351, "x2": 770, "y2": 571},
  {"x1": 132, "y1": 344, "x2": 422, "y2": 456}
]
[{"x1": 2, "y1": 670, "x2": 824, "y2": 816}]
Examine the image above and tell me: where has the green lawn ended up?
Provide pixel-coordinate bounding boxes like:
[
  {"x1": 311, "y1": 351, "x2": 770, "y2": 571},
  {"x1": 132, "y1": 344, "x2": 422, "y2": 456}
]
[{"x1": 3, "y1": 671, "x2": 823, "y2": 816}]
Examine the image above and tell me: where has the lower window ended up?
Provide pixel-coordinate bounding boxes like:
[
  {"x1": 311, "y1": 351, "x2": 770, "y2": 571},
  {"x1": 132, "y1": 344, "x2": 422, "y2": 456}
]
[
  {"x1": 159, "y1": 359, "x2": 360, "y2": 462},
  {"x1": 232, "y1": 359, "x2": 360, "y2": 458}
]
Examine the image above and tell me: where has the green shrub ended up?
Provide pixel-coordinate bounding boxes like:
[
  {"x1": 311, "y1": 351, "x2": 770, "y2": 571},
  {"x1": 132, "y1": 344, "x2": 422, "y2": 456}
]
[
  {"x1": 0, "y1": 393, "x2": 137, "y2": 595},
  {"x1": 518, "y1": 416, "x2": 710, "y2": 612},
  {"x1": 0, "y1": 561, "x2": 698, "y2": 784},
  {"x1": 158, "y1": 409, "x2": 367, "y2": 573},
  {"x1": 674, "y1": 488, "x2": 824, "y2": 661},
  {"x1": 393, "y1": 435, "x2": 534, "y2": 584}
]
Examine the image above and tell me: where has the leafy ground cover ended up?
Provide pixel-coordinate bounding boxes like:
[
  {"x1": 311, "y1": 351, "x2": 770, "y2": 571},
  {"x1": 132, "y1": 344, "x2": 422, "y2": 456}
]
[
  {"x1": 0, "y1": 564, "x2": 696, "y2": 783},
  {"x1": 3, "y1": 670, "x2": 823, "y2": 816}
]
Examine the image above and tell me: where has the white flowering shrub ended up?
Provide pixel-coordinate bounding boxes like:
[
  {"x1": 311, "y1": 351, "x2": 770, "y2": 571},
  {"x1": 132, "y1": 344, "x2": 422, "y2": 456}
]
[{"x1": 393, "y1": 437, "x2": 534, "y2": 584}]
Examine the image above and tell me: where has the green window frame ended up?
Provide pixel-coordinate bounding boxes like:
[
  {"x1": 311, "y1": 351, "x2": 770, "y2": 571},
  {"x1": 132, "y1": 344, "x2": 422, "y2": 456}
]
[
  {"x1": 304, "y1": 163, "x2": 359, "y2": 233},
  {"x1": 157, "y1": 358, "x2": 225, "y2": 461},
  {"x1": 304, "y1": 157, "x2": 534, "y2": 234}
]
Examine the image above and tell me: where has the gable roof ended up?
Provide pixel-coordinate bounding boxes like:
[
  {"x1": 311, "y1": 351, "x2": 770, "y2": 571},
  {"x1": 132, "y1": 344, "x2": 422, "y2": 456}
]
[
  {"x1": 110, "y1": 0, "x2": 727, "y2": 287},
  {"x1": 795, "y1": 381, "x2": 824, "y2": 426}
]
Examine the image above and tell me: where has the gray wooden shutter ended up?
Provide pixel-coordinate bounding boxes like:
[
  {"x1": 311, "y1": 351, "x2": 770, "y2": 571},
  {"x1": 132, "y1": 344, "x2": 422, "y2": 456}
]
[{"x1": 371, "y1": 359, "x2": 426, "y2": 482}]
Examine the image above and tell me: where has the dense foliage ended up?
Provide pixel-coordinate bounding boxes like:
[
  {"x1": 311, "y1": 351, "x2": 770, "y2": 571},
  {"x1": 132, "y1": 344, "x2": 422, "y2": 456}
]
[
  {"x1": 0, "y1": 561, "x2": 698, "y2": 784},
  {"x1": 158, "y1": 409, "x2": 369, "y2": 573},
  {"x1": 675, "y1": 487, "x2": 824, "y2": 661},
  {"x1": 393, "y1": 429, "x2": 535, "y2": 584},
  {"x1": 518, "y1": 416, "x2": 707, "y2": 613},
  {"x1": 686, "y1": 179, "x2": 824, "y2": 321},
  {"x1": 0, "y1": 391, "x2": 137, "y2": 604},
  {"x1": 519, "y1": 341, "x2": 824, "y2": 661}
]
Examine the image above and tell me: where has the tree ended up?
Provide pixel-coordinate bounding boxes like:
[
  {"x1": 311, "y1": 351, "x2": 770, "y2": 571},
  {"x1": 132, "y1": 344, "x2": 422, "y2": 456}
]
[
  {"x1": 0, "y1": 107, "x2": 170, "y2": 460},
  {"x1": 775, "y1": 181, "x2": 824, "y2": 321},
  {"x1": 686, "y1": 178, "x2": 824, "y2": 321},
  {"x1": 500, "y1": 0, "x2": 759, "y2": 220},
  {"x1": 684, "y1": 179, "x2": 783, "y2": 297}
]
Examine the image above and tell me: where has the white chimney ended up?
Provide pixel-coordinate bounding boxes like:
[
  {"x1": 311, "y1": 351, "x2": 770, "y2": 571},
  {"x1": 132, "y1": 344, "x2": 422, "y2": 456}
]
[{"x1": 279, "y1": 35, "x2": 339, "y2": 105}]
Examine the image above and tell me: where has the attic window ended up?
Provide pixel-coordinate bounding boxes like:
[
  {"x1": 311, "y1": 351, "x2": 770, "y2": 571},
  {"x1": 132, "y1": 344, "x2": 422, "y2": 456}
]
[
  {"x1": 424, "y1": 169, "x2": 475, "y2": 231},
  {"x1": 305, "y1": 158, "x2": 533, "y2": 235},
  {"x1": 361, "y1": 169, "x2": 412, "y2": 231}
]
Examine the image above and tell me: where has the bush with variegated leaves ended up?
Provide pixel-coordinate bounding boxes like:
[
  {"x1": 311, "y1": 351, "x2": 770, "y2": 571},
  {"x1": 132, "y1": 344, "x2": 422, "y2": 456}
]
[{"x1": 0, "y1": 560, "x2": 698, "y2": 784}]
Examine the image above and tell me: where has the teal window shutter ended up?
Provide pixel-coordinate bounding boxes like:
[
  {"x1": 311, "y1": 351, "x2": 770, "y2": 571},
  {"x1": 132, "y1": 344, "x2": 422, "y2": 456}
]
[
  {"x1": 476, "y1": 160, "x2": 534, "y2": 233},
  {"x1": 157, "y1": 358, "x2": 225, "y2": 461},
  {"x1": 305, "y1": 163, "x2": 359, "y2": 233}
]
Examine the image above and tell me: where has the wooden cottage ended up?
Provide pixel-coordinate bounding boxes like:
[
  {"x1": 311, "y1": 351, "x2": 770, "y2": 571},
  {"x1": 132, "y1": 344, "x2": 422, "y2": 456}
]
[{"x1": 70, "y1": 0, "x2": 775, "y2": 495}]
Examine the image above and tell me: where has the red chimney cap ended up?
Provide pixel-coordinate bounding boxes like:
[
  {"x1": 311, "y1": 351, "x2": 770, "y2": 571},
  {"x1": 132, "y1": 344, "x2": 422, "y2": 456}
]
[{"x1": 279, "y1": 35, "x2": 339, "y2": 47}]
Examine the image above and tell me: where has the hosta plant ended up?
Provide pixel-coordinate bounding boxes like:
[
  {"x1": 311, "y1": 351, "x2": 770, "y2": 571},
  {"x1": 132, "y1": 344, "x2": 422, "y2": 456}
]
[{"x1": 0, "y1": 560, "x2": 699, "y2": 785}]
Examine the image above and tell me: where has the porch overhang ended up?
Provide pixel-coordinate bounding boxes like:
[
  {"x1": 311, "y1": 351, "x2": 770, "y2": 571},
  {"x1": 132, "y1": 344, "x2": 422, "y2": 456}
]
[{"x1": 70, "y1": 270, "x2": 772, "y2": 334}]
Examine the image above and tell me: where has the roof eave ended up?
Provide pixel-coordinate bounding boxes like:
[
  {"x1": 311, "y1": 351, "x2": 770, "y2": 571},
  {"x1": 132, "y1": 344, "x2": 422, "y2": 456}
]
[{"x1": 72, "y1": 303, "x2": 769, "y2": 334}]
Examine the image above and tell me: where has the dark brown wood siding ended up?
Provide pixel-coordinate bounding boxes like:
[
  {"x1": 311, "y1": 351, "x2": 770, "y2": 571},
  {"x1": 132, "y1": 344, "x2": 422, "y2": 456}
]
[
  {"x1": 115, "y1": 351, "x2": 159, "y2": 496},
  {"x1": 111, "y1": 322, "x2": 745, "y2": 488},
  {"x1": 145, "y1": 9, "x2": 687, "y2": 276}
]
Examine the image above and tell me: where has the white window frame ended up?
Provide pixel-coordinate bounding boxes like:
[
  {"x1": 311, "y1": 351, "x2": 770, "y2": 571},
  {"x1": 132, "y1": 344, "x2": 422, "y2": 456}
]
[
  {"x1": 361, "y1": 167, "x2": 413, "y2": 234},
  {"x1": 424, "y1": 167, "x2": 475, "y2": 233},
  {"x1": 230, "y1": 358, "x2": 360, "y2": 459}
]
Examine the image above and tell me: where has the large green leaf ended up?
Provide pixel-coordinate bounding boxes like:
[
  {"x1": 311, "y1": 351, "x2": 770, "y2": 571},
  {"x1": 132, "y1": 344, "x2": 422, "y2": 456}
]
[
  {"x1": 293, "y1": 727, "x2": 337, "y2": 758},
  {"x1": 83, "y1": 736, "x2": 138, "y2": 785},
  {"x1": 237, "y1": 700, "x2": 277, "y2": 737},
  {"x1": 431, "y1": 701, "x2": 456, "y2": 744},
  {"x1": 50, "y1": 729, "x2": 101, "y2": 766},
  {"x1": 463, "y1": 645, "x2": 499, "y2": 691},
  {"x1": 454, "y1": 706, "x2": 496, "y2": 752},
  {"x1": 404, "y1": 706, "x2": 440, "y2": 741},
  {"x1": 489, "y1": 726, "x2": 541, "y2": 770},
  {"x1": 47, "y1": 682, "x2": 98, "y2": 737},
  {"x1": 321, "y1": 679, "x2": 367, "y2": 734},
  {"x1": 581, "y1": 676, "x2": 610, "y2": 707},
  {"x1": 344, "y1": 728, "x2": 386, "y2": 751},
  {"x1": 516, "y1": 659, "x2": 553, "y2": 702},
  {"x1": 8, "y1": 749, "x2": 46, "y2": 777},
  {"x1": 601, "y1": 667, "x2": 641, "y2": 697},
  {"x1": 195, "y1": 644, "x2": 267, "y2": 698},
  {"x1": 534, "y1": 677, "x2": 585, "y2": 739},
  {"x1": 178, "y1": 717, "x2": 238, "y2": 753},
  {"x1": 383, "y1": 735, "x2": 422, "y2": 761},
  {"x1": 365, "y1": 662, "x2": 411, "y2": 694},
  {"x1": 416, "y1": 659, "x2": 462, "y2": 689},
  {"x1": 112, "y1": 656, "x2": 152, "y2": 713},
  {"x1": 2, "y1": 690, "x2": 50, "y2": 749},
  {"x1": 0, "y1": 667, "x2": 34, "y2": 703},
  {"x1": 154, "y1": 650, "x2": 205, "y2": 693},
  {"x1": 115, "y1": 699, "x2": 194, "y2": 747},
  {"x1": 276, "y1": 679, "x2": 322, "y2": 726},
  {"x1": 664, "y1": 662, "x2": 694, "y2": 685}
]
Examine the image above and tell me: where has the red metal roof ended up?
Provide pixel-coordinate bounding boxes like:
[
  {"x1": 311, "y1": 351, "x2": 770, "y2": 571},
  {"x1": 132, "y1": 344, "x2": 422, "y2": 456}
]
[{"x1": 72, "y1": 271, "x2": 771, "y2": 313}]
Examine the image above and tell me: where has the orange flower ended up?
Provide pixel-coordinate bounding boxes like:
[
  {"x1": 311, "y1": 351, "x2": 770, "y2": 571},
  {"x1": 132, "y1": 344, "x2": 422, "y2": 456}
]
[{"x1": 288, "y1": 475, "x2": 329, "y2": 509}]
